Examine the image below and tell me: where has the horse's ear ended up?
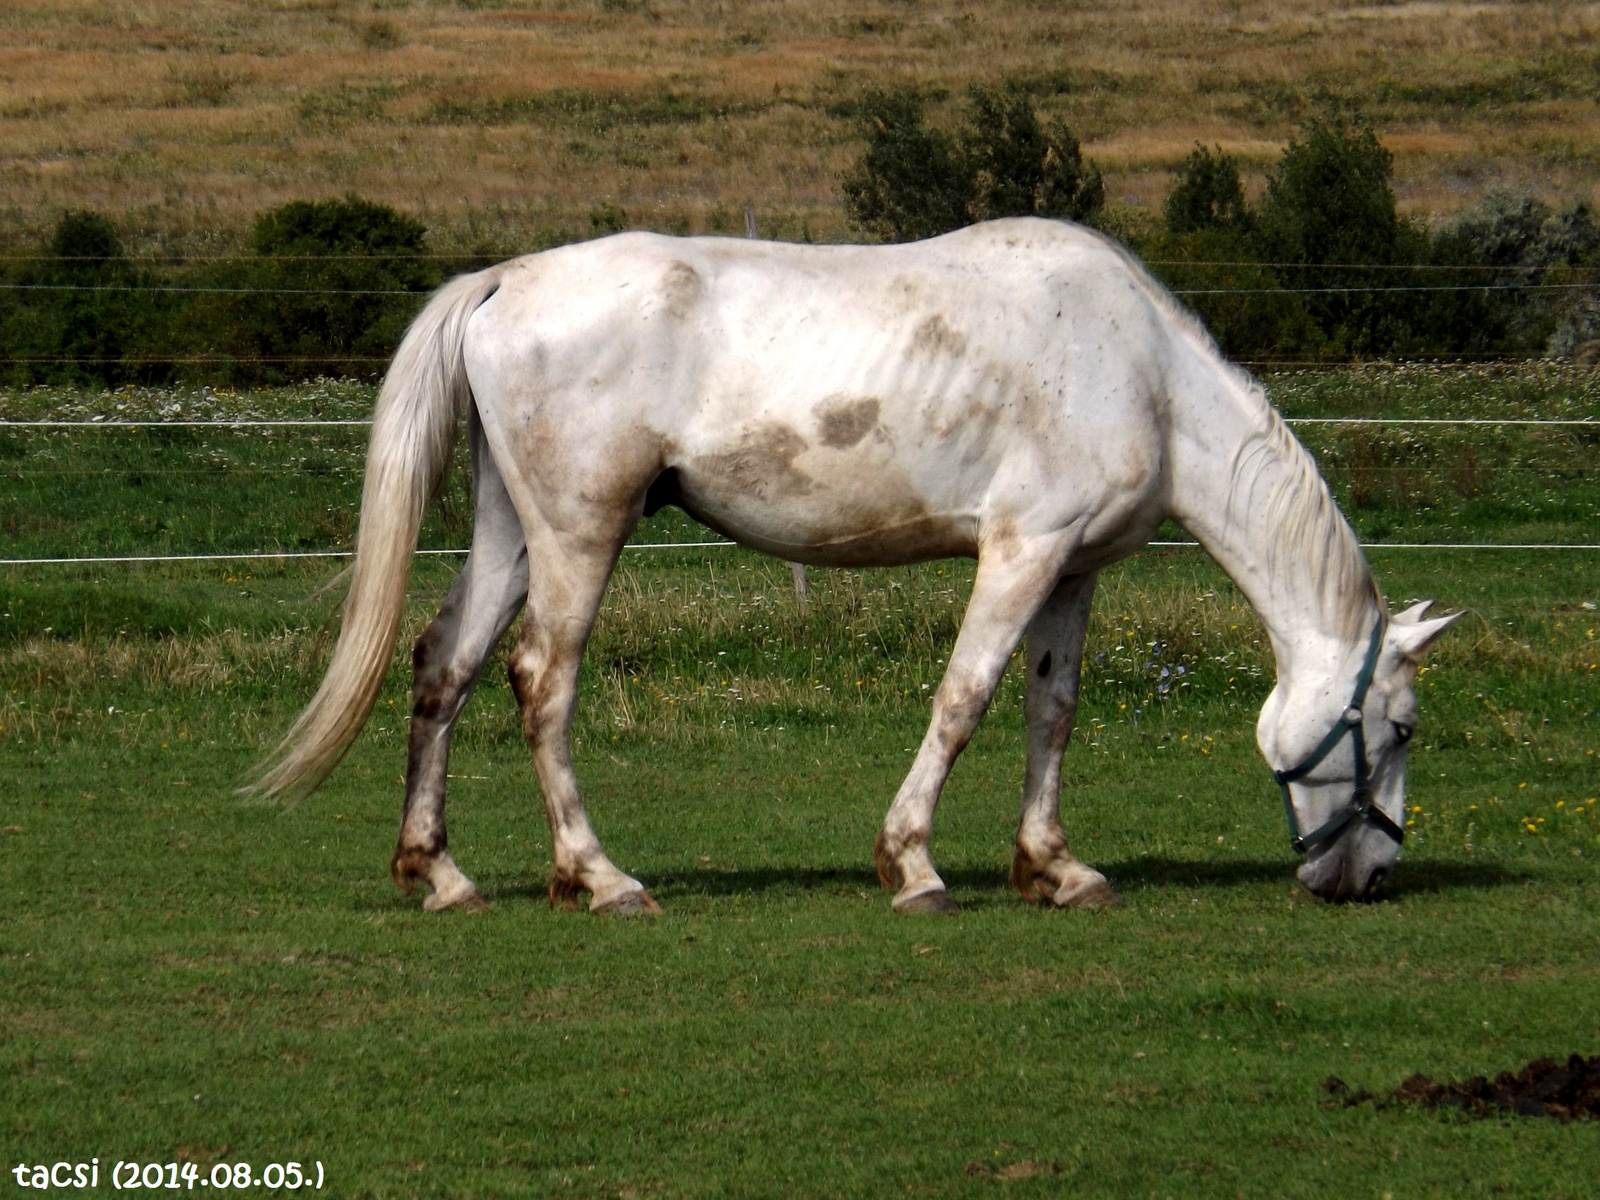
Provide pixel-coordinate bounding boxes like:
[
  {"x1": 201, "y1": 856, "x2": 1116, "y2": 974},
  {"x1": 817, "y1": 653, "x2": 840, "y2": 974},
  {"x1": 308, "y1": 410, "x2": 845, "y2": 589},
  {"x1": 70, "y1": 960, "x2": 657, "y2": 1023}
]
[
  {"x1": 1389, "y1": 609, "x2": 1463, "y2": 662},
  {"x1": 1391, "y1": 599, "x2": 1434, "y2": 625}
]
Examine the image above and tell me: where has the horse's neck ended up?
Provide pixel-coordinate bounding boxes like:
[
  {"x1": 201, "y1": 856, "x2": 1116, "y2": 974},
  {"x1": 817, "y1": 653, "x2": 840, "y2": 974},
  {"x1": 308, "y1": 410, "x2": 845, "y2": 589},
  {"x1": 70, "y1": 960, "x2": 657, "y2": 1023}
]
[{"x1": 1165, "y1": 357, "x2": 1378, "y2": 684}]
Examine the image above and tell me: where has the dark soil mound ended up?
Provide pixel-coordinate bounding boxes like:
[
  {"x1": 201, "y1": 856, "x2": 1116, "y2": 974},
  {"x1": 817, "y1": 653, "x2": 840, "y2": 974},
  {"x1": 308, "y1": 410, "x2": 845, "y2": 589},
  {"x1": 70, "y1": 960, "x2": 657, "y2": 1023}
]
[{"x1": 1326, "y1": 1054, "x2": 1600, "y2": 1119}]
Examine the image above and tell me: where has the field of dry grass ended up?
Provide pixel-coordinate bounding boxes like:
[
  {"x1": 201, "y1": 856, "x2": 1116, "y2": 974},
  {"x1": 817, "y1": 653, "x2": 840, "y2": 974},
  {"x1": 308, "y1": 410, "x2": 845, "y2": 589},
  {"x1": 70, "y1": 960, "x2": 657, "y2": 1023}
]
[{"x1": 2, "y1": 1, "x2": 1599, "y2": 253}]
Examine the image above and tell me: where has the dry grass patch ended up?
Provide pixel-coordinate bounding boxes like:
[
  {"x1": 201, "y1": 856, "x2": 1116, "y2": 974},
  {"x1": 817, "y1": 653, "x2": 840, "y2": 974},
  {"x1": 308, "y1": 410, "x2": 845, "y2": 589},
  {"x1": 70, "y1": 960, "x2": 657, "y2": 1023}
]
[{"x1": 1, "y1": 1, "x2": 1596, "y2": 249}]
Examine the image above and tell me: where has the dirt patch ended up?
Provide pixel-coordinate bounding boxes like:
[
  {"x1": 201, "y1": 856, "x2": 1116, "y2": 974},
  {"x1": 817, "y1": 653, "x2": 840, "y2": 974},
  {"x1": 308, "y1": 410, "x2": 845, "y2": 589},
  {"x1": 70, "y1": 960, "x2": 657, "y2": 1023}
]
[
  {"x1": 1326, "y1": 1053, "x2": 1600, "y2": 1119},
  {"x1": 964, "y1": 1160, "x2": 1061, "y2": 1180}
]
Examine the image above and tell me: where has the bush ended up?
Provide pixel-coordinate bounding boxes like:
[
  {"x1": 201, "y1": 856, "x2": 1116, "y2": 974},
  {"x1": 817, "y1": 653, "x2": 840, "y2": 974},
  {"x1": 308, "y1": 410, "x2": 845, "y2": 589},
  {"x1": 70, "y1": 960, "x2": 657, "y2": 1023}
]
[
  {"x1": 0, "y1": 211, "x2": 179, "y2": 388},
  {"x1": 841, "y1": 85, "x2": 1102, "y2": 242},
  {"x1": 1252, "y1": 111, "x2": 1412, "y2": 354},
  {"x1": 1143, "y1": 230, "x2": 1318, "y2": 361},
  {"x1": 839, "y1": 91, "x2": 968, "y2": 243},
  {"x1": 962, "y1": 85, "x2": 1103, "y2": 225},
  {"x1": 1163, "y1": 144, "x2": 1251, "y2": 236},
  {"x1": 187, "y1": 195, "x2": 439, "y2": 383},
  {"x1": 1256, "y1": 114, "x2": 1400, "y2": 269},
  {"x1": 0, "y1": 198, "x2": 447, "y2": 388}
]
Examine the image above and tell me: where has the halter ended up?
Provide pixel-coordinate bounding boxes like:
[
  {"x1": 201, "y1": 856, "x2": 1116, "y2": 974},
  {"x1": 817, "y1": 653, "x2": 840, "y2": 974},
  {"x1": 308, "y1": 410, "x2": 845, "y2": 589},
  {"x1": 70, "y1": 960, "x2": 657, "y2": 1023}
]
[{"x1": 1274, "y1": 617, "x2": 1405, "y2": 855}]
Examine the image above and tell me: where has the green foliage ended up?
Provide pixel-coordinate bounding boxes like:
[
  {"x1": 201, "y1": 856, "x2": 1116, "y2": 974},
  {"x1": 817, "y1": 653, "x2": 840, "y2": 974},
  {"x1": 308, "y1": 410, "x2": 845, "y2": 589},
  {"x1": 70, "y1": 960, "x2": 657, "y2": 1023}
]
[
  {"x1": 1250, "y1": 112, "x2": 1412, "y2": 354},
  {"x1": 1255, "y1": 113, "x2": 1401, "y2": 271},
  {"x1": 1163, "y1": 144, "x2": 1251, "y2": 236},
  {"x1": 1144, "y1": 111, "x2": 1600, "y2": 362},
  {"x1": 0, "y1": 211, "x2": 176, "y2": 388},
  {"x1": 0, "y1": 198, "x2": 444, "y2": 389},
  {"x1": 250, "y1": 195, "x2": 428, "y2": 259},
  {"x1": 839, "y1": 90, "x2": 968, "y2": 243},
  {"x1": 203, "y1": 196, "x2": 438, "y2": 384},
  {"x1": 48, "y1": 211, "x2": 125, "y2": 265},
  {"x1": 1142, "y1": 230, "x2": 1319, "y2": 361},
  {"x1": 841, "y1": 85, "x2": 1103, "y2": 243},
  {"x1": 962, "y1": 85, "x2": 1104, "y2": 225}
]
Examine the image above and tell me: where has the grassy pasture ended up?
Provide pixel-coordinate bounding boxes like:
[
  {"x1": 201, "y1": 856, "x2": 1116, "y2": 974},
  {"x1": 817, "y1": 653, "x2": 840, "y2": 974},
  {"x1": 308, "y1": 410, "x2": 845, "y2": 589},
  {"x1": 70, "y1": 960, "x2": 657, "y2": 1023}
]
[
  {"x1": 2, "y1": 368, "x2": 1599, "y2": 1196},
  {"x1": 2, "y1": 1, "x2": 1600, "y2": 252}
]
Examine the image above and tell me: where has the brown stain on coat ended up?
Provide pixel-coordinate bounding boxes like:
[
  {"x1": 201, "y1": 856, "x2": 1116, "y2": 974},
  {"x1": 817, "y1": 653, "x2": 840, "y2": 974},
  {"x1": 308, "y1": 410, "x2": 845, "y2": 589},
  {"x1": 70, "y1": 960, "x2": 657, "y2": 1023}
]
[
  {"x1": 660, "y1": 260, "x2": 702, "y2": 320},
  {"x1": 817, "y1": 397, "x2": 881, "y2": 449},
  {"x1": 911, "y1": 314, "x2": 968, "y2": 358},
  {"x1": 698, "y1": 422, "x2": 813, "y2": 500}
]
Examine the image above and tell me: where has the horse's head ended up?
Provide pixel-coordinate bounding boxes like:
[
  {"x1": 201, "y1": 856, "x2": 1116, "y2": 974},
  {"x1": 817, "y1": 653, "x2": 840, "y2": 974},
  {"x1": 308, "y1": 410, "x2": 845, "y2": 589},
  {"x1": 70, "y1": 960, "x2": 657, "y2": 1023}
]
[{"x1": 1258, "y1": 600, "x2": 1462, "y2": 902}]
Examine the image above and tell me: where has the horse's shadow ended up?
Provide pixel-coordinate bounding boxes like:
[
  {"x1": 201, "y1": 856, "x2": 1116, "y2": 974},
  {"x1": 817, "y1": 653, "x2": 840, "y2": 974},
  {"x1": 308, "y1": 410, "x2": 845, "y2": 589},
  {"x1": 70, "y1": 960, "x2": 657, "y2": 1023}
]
[
  {"x1": 476, "y1": 856, "x2": 1530, "y2": 908},
  {"x1": 1079, "y1": 855, "x2": 1529, "y2": 900}
]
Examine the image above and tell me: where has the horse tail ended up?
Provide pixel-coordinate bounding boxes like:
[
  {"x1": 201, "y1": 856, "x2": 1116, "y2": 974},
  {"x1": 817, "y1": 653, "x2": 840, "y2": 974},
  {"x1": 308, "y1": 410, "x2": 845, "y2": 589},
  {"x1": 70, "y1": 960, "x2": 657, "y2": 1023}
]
[{"x1": 243, "y1": 266, "x2": 504, "y2": 802}]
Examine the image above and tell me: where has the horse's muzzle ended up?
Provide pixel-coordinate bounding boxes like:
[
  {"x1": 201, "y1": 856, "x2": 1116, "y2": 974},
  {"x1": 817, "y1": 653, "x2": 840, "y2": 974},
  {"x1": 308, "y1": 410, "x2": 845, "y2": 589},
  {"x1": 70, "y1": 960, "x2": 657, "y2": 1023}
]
[{"x1": 1297, "y1": 848, "x2": 1392, "y2": 903}]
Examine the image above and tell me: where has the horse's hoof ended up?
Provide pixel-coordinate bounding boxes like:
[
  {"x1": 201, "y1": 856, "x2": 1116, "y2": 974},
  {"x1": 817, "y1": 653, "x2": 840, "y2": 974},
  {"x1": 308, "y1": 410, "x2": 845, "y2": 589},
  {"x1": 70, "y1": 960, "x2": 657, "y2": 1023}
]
[
  {"x1": 423, "y1": 887, "x2": 488, "y2": 913},
  {"x1": 1054, "y1": 879, "x2": 1122, "y2": 909},
  {"x1": 591, "y1": 889, "x2": 662, "y2": 916},
  {"x1": 894, "y1": 888, "x2": 961, "y2": 915}
]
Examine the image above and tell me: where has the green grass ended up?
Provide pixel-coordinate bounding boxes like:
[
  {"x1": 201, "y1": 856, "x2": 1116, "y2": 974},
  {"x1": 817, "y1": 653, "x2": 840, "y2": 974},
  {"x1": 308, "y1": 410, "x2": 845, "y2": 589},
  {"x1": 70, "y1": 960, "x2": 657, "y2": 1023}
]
[{"x1": 3, "y1": 371, "x2": 1599, "y2": 1197}]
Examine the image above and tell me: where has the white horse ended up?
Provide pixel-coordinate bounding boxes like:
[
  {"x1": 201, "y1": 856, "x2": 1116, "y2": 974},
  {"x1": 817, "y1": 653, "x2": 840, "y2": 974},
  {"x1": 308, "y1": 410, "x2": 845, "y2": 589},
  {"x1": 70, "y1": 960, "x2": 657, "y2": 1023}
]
[{"x1": 249, "y1": 217, "x2": 1459, "y2": 914}]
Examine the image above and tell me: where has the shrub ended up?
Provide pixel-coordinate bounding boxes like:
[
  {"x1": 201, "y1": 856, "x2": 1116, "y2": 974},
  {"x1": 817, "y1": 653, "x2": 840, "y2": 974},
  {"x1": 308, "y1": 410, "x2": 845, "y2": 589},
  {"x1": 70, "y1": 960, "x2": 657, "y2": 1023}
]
[
  {"x1": 841, "y1": 85, "x2": 1102, "y2": 242},
  {"x1": 1163, "y1": 144, "x2": 1251, "y2": 235},
  {"x1": 0, "y1": 211, "x2": 178, "y2": 387},
  {"x1": 1251, "y1": 111, "x2": 1414, "y2": 354},
  {"x1": 1143, "y1": 231, "x2": 1318, "y2": 362},
  {"x1": 48, "y1": 211, "x2": 126, "y2": 267},
  {"x1": 962, "y1": 85, "x2": 1103, "y2": 225},
  {"x1": 1255, "y1": 112, "x2": 1400, "y2": 270},
  {"x1": 1416, "y1": 192, "x2": 1600, "y2": 358},
  {"x1": 189, "y1": 195, "x2": 438, "y2": 382},
  {"x1": 839, "y1": 90, "x2": 968, "y2": 243}
]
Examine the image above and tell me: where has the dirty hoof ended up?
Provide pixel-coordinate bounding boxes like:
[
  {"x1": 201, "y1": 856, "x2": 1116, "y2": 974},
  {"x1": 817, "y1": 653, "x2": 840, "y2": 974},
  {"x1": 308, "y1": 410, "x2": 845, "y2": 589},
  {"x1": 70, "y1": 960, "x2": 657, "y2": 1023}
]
[
  {"x1": 1054, "y1": 879, "x2": 1123, "y2": 910},
  {"x1": 894, "y1": 888, "x2": 961, "y2": 915},
  {"x1": 423, "y1": 887, "x2": 488, "y2": 913},
  {"x1": 591, "y1": 889, "x2": 662, "y2": 916}
]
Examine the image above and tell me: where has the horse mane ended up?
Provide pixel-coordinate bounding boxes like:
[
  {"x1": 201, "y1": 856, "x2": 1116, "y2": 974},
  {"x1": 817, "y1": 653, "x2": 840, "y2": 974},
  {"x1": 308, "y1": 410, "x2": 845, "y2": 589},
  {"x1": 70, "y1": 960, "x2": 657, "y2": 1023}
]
[
  {"x1": 1094, "y1": 231, "x2": 1381, "y2": 639},
  {"x1": 1226, "y1": 401, "x2": 1380, "y2": 639}
]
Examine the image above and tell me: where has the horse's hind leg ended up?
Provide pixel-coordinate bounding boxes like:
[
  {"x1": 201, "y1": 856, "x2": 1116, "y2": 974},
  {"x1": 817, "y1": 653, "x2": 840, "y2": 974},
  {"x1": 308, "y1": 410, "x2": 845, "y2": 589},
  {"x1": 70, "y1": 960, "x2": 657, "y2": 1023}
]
[
  {"x1": 508, "y1": 535, "x2": 659, "y2": 916},
  {"x1": 876, "y1": 544, "x2": 1069, "y2": 914},
  {"x1": 393, "y1": 417, "x2": 528, "y2": 911},
  {"x1": 1010, "y1": 572, "x2": 1121, "y2": 909}
]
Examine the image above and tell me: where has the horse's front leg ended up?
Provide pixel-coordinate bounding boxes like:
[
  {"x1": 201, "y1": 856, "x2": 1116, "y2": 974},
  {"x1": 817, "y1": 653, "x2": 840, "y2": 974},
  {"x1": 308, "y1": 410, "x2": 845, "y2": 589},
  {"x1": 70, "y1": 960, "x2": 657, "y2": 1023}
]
[
  {"x1": 1010, "y1": 572, "x2": 1122, "y2": 909},
  {"x1": 875, "y1": 543, "x2": 1070, "y2": 914},
  {"x1": 509, "y1": 535, "x2": 659, "y2": 916}
]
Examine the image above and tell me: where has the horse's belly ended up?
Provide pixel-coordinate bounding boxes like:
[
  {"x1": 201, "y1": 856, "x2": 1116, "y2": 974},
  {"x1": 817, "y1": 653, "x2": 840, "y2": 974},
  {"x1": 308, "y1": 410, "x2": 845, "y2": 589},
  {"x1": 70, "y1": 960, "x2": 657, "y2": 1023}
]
[{"x1": 671, "y1": 424, "x2": 978, "y2": 567}]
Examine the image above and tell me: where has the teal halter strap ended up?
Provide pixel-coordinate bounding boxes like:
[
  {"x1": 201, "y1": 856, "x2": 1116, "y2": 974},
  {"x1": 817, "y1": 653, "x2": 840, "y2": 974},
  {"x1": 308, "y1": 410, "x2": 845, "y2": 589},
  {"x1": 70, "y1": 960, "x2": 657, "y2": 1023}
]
[{"x1": 1273, "y1": 617, "x2": 1403, "y2": 855}]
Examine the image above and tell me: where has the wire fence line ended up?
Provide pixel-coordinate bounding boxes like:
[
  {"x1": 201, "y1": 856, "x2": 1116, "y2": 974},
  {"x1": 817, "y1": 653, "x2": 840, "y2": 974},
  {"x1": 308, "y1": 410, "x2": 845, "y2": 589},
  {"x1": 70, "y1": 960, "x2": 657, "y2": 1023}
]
[
  {"x1": 0, "y1": 283, "x2": 422, "y2": 296},
  {"x1": 5, "y1": 417, "x2": 1596, "y2": 430},
  {"x1": 0, "y1": 543, "x2": 730, "y2": 567},
  {"x1": 2, "y1": 419, "x2": 374, "y2": 428},
  {"x1": 6, "y1": 279, "x2": 1599, "y2": 298},
  {"x1": 1, "y1": 357, "x2": 393, "y2": 366},
  {"x1": 3, "y1": 540, "x2": 1597, "y2": 567},
  {"x1": 3, "y1": 253, "x2": 1597, "y2": 274},
  {"x1": 4, "y1": 354, "x2": 1585, "y2": 367}
]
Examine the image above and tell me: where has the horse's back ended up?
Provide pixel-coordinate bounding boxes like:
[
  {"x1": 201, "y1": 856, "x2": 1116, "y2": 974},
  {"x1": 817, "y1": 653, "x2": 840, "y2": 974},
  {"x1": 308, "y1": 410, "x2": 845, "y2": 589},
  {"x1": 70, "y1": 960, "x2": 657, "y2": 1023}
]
[{"x1": 464, "y1": 220, "x2": 1177, "y2": 568}]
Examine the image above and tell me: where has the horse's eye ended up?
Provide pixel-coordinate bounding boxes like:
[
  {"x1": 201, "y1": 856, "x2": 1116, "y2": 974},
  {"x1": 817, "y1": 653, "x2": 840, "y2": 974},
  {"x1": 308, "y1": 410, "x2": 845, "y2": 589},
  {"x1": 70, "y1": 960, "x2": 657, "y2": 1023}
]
[{"x1": 1393, "y1": 723, "x2": 1414, "y2": 743}]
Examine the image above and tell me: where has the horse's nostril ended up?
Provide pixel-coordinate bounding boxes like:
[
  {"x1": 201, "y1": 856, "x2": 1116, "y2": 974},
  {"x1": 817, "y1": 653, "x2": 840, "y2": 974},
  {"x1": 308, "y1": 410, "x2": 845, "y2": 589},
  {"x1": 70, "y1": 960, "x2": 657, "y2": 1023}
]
[{"x1": 1364, "y1": 867, "x2": 1389, "y2": 898}]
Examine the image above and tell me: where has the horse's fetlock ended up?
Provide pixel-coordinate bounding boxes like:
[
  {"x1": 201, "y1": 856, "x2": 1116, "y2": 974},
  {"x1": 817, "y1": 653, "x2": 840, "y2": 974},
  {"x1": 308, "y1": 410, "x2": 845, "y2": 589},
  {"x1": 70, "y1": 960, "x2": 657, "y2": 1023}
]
[
  {"x1": 548, "y1": 871, "x2": 585, "y2": 911},
  {"x1": 872, "y1": 830, "x2": 904, "y2": 891},
  {"x1": 1009, "y1": 844, "x2": 1042, "y2": 900},
  {"x1": 390, "y1": 844, "x2": 434, "y2": 893}
]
